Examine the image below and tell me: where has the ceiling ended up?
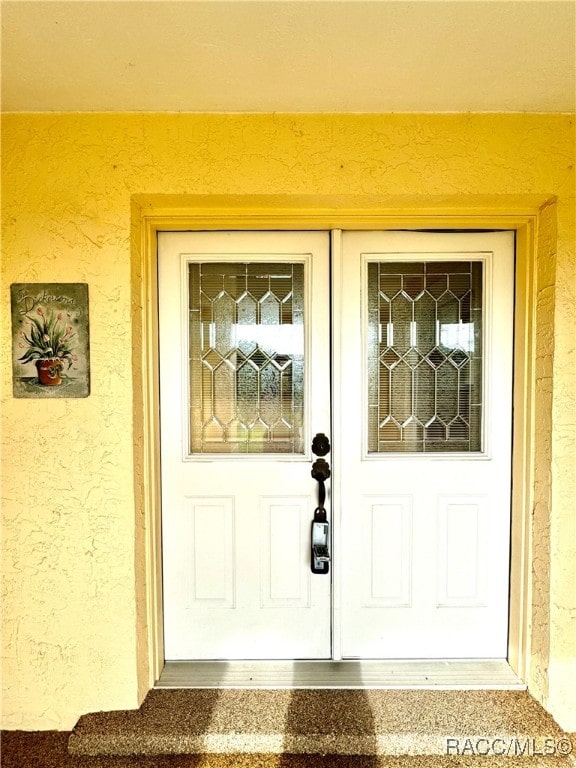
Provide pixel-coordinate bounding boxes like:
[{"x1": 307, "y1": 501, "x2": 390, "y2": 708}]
[{"x1": 2, "y1": 0, "x2": 575, "y2": 113}]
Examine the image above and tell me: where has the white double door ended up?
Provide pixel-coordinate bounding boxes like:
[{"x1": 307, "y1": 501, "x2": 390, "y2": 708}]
[{"x1": 159, "y1": 230, "x2": 514, "y2": 661}]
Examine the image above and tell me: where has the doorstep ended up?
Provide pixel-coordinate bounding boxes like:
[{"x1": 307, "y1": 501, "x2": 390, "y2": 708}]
[{"x1": 68, "y1": 688, "x2": 573, "y2": 760}]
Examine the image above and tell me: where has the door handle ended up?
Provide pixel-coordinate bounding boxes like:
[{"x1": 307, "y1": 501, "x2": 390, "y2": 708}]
[
  {"x1": 311, "y1": 432, "x2": 331, "y2": 511},
  {"x1": 311, "y1": 433, "x2": 331, "y2": 574},
  {"x1": 311, "y1": 457, "x2": 330, "y2": 508}
]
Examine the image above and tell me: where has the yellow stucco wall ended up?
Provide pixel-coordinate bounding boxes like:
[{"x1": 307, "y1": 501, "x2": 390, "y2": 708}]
[{"x1": 1, "y1": 114, "x2": 574, "y2": 731}]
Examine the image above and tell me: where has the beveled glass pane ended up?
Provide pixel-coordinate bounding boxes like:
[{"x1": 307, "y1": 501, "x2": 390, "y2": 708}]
[
  {"x1": 414, "y1": 360, "x2": 435, "y2": 424},
  {"x1": 367, "y1": 260, "x2": 483, "y2": 453},
  {"x1": 189, "y1": 262, "x2": 305, "y2": 454},
  {"x1": 390, "y1": 293, "x2": 412, "y2": 354},
  {"x1": 414, "y1": 292, "x2": 436, "y2": 354},
  {"x1": 390, "y1": 361, "x2": 413, "y2": 425},
  {"x1": 437, "y1": 361, "x2": 458, "y2": 422}
]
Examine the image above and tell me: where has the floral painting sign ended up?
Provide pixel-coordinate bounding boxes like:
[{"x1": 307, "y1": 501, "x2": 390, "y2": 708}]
[{"x1": 11, "y1": 283, "x2": 90, "y2": 398}]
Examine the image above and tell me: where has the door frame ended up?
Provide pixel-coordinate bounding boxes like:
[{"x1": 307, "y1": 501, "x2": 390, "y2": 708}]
[{"x1": 131, "y1": 193, "x2": 555, "y2": 696}]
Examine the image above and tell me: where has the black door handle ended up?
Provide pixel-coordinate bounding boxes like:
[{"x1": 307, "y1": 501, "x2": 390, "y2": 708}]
[{"x1": 311, "y1": 458, "x2": 330, "y2": 508}]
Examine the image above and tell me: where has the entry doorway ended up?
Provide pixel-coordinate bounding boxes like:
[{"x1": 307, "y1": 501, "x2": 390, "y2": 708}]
[{"x1": 158, "y1": 230, "x2": 514, "y2": 661}]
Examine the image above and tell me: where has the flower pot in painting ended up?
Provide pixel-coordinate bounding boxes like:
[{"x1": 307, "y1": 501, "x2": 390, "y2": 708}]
[{"x1": 36, "y1": 358, "x2": 64, "y2": 386}]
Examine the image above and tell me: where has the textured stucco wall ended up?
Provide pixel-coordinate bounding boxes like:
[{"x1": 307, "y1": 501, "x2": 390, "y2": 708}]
[{"x1": 1, "y1": 114, "x2": 574, "y2": 731}]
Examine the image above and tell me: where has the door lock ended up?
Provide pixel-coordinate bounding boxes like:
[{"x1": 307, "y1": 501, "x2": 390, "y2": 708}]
[
  {"x1": 312, "y1": 432, "x2": 331, "y2": 457},
  {"x1": 311, "y1": 433, "x2": 331, "y2": 574},
  {"x1": 311, "y1": 510, "x2": 330, "y2": 574}
]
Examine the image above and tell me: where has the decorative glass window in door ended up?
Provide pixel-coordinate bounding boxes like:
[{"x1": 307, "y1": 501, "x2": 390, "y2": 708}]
[
  {"x1": 188, "y1": 262, "x2": 305, "y2": 454},
  {"x1": 367, "y1": 261, "x2": 483, "y2": 453}
]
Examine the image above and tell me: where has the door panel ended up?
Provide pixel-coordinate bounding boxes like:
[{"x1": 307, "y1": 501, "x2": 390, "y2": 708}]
[
  {"x1": 159, "y1": 231, "x2": 331, "y2": 660},
  {"x1": 360, "y1": 495, "x2": 412, "y2": 608},
  {"x1": 336, "y1": 231, "x2": 514, "y2": 658},
  {"x1": 260, "y1": 496, "x2": 312, "y2": 606}
]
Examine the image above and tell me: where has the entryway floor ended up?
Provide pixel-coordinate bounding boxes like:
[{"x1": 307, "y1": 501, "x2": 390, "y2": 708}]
[
  {"x1": 1, "y1": 732, "x2": 574, "y2": 768},
  {"x1": 67, "y1": 689, "x2": 573, "y2": 761}
]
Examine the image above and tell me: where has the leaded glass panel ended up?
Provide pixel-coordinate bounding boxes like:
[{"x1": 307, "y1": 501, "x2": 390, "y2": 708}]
[
  {"x1": 188, "y1": 262, "x2": 305, "y2": 454},
  {"x1": 367, "y1": 261, "x2": 483, "y2": 453}
]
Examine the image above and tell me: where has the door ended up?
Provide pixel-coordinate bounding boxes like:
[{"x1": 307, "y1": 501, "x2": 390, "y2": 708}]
[
  {"x1": 336, "y1": 231, "x2": 514, "y2": 658},
  {"x1": 158, "y1": 231, "x2": 332, "y2": 659},
  {"x1": 159, "y1": 229, "x2": 514, "y2": 661}
]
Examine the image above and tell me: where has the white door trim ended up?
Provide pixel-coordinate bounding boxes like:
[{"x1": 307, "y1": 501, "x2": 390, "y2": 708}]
[{"x1": 131, "y1": 194, "x2": 546, "y2": 691}]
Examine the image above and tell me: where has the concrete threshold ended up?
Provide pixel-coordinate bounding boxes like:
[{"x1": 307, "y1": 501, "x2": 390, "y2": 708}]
[{"x1": 157, "y1": 660, "x2": 526, "y2": 689}]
